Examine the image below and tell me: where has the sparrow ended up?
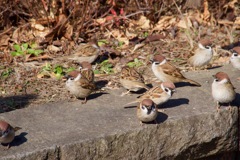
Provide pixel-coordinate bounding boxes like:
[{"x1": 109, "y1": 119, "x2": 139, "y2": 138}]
[
  {"x1": 137, "y1": 99, "x2": 158, "y2": 124},
  {"x1": 212, "y1": 72, "x2": 236, "y2": 111},
  {"x1": 68, "y1": 42, "x2": 100, "y2": 64},
  {"x1": 151, "y1": 54, "x2": 201, "y2": 86},
  {"x1": 230, "y1": 46, "x2": 240, "y2": 70},
  {"x1": 188, "y1": 39, "x2": 213, "y2": 70},
  {"x1": 0, "y1": 120, "x2": 21, "y2": 149},
  {"x1": 125, "y1": 82, "x2": 175, "y2": 106},
  {"x1": 79, "y1": 61, "x2": 95, "y2": 83},
  {"x1": 65, "y1": 70, "x2": 96, "y2": 104},
  {"x1": 120, "y1": 66, "x2": 149, "y2": 96}
]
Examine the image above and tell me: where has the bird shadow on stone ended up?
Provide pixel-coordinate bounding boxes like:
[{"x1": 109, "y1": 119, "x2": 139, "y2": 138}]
[
  {"x1": 0, "y1": 94, "x2": 38, "y2": 113},
  {"x1": 85, "y1": 92, "x2": 109, "y2": 101},
  {"x1": 1, "y1": 132, "x2": 28, "y2": 148},
  {"x1": 175, "y1": 82, "x2": 201, "y2": 88},
  {"x1": 232, "y1": 93, "x2": 240, "y2": 107},
  {"x1": 142, "y1": 112, "x2": 168, "y2": 125},
  {"x1": 206, "y1": 65, "x2": 222, "y2": 70},
  {"x1": 11, "y1": 132, "x2": 28, "y2": 147},
  {"x1": 160, "y1": 98, "x2": 189, "y2": 109},
  {"x1": 95, "y1": 80, "x2": 109, "y2": 89}
]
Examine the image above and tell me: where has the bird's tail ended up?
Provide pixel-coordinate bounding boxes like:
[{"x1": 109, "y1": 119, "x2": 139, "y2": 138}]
[{"x1": 184, "y1": 79, "x2": 201, "y2": 86}]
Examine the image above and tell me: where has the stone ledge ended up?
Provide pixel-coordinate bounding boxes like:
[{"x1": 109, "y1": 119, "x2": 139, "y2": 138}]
[{"x1": 0, "y1": 64, "x2": 239, "y2": 159}]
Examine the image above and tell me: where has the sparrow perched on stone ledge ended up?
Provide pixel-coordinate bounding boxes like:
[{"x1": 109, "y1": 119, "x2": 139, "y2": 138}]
[
  {"x1": 0, "y1": 120, "x2": 21, "y2": 149},
  {"x1": 137, "y1": 99, "x2": 158, "y2": 124},
  {"x1": 151, "y1": 54, "x2": 201, "y2": 86},
  {"x1": 65, "y1": 70, "x2": 96, "y2": 104},
  {"x1": 125, "y1": 82, "x2": 175, "y2": 106},
  {"x1": 188, "y1": 39, "x2": 213, "y2": 70},
  {"x1": 120, "y1": 66, "x2": 149, "y2": 96},
  {"x1": 211, "y1": 72, "x2": 236, "y2": 112}
]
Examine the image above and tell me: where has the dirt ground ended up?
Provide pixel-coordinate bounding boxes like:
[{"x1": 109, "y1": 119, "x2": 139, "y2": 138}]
[{"x1": 0, "y1": 0, "x2": 239, "y2": 113}]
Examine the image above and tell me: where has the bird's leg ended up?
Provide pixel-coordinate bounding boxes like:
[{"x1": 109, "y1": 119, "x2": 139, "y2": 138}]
[
  {"x1": 139, "y1": 121, "x2": 144, "y2": 126},
  {"x1": 81, "y1": 97, "x2": 87, "y2": 104},
  {"x1": 216, "y1": 101, "x2": 220, "y2": 112},
  {"x1": 121, "y1": 90, "x2": 131, "y2": 96},
  {"x1": 227, "y1": 103, "x2": 232, "y2": 113},
  {"x1": 157, "y1": 109, "x2": 165, "y2": 112}
]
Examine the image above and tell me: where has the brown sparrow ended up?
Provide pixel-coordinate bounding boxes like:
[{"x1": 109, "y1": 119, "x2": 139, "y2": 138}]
[
  {"x1": 188, "y1": 39, "x2": 213, "y2": 70},
  {"x1": 230, "y1": 46, "x2": 240, "y2": 70},
  {"x1": 65, "y1": 70, "x2": 96, "y2": 104},
  {"x1": 120, "y1": 66, "x2": 149, "y2": 96},
  {"x1": 212, "y1": 72, "x2": 236, "y2": 111},
  {"x1": 125, "y1": 82, "x2": 175, "y2": 106},
  {"x1": 137, "y1": 99, "x2": 158, "y2": 124},
  {"x1": 151, "y1": 54, "x2": 201, "y2": 86},
  {"x1": 0, "y1": 120, "x2": 21, "y2": 149},
  {"x1": 68, "y1": 42, "x2": 100, "y2": 64},
  {"x1": 79, "y1": 61, "x2": 95, "y2": 83}
]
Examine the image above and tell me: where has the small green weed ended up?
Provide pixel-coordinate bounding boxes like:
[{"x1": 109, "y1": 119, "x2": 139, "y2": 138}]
[
  {"x1": 94, "y1": 60, "x2": 113, "y2": 74},
  {"x1": 127, "y1": 58, "x2": 143, "y2": 68},
  {"x1": 11, "y1": 43, "x2": 44, "y2": 57}
]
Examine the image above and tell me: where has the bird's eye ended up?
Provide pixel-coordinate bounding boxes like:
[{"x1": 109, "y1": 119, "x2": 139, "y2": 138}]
[
  {"x1": 205, "y1": 46, "x2": 211, "y2": 49},
  {"x1": 141, "y1": 106, "x2": 146, "y2": 110},
  {"x1": 154, "y1": 62, "x2": 160, "y2": 65},
  {"x1": 233, "y1": 53, "x2": 238, "y2": 57},
  {"x1": 215, "y1": 79, "x2": 219, "y2": 82},
  {"x1": 69, "y1": 77, "x2": 74, "y2": 80},
  {"x1": 164, "y1": 88, "x2": 169, "y2": 92}
]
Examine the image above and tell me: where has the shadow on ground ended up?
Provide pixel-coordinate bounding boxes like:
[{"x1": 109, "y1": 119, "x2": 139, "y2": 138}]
[{"x1": 0, "y1": 94, "x2": 37, "y2": 113}]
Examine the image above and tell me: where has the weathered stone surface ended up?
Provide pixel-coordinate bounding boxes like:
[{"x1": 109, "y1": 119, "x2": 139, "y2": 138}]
[{"x1": 0, "y1": 64, "x2": 239, "y2": 160}]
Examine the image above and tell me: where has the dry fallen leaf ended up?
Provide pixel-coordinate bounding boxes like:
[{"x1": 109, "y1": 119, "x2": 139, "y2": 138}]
[
  {"x1": 152, "y1": 16, "x2": 175, "y2": 32},
  {"x1": 202, "y1": 0, "x2": 210, "y2": 21},
  {"x1": 177, "y1": 16, "x2": 192, "y2": 29},
  {"x1": 135, "y1": 15, "x2": 151, "y2": 29}
]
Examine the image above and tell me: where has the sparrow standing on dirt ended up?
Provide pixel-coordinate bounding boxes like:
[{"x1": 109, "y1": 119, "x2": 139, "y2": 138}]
[
  {"x1": 0, "y1": 120, "x2": 21, "y2": 149},
  {"x1": 151, "y1": 54, "x2": 201, "y2": 86},
  {"x1": 120, "y1": 66, "x2": 149, "y2": 96},
  {"x1": 137, "y1": 99, "x2": 158, "y2": 124},
  {"x1": 212, "y1": 72, "x2": 236, "y2": 111},
  {"x1": 68, "y1": 42, "x2": 100, "y2": 64},
  {"x1": 65, "y1": 70, "x2": 96, "y2": 104},
  {"x1": 188, "y1": 39, "x2": 213, "y2": 70}
]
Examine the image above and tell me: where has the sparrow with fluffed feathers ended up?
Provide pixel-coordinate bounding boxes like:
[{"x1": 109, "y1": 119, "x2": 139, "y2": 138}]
[
  {"x1": 188, "y1": 39, "x2": 213, "y2": 70},
  {"x1": 125, "y1": 82, "x2": 175, "y2": 106},
  {"x1": 79, "y1": 61, "x2": 95, "y2": 83},
  {"x1": 68, "y1": 42, "x2": 100, "y2": 64},
  {"x1": 151, "y1": 54, "x2": 201, "y2": 86},
  {"x1": 65, "y1": 70, "x2": 96, "y2": 104},
  {"x1": 120, "y1": 66, "x2": 149, "y2": 96},
  {"x1": 212, "y1": 72, "x2": 236, "y2": 111},
  {"x1": 0, "y1": 120, "x2": 21, "y2": 149},
  {"x1": 137, "y1": 99, "x2": 158, "y2": 124}
]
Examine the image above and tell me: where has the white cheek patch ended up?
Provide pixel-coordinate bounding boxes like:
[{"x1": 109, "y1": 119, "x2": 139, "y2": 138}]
[
  {"x1": 216, "y1": 78, "x2": 228, "y2": 84},
  {"x1": 74, "y1": 74, "x2": 82, "y2": 81},
  {"x1": 160, "y1": 59, "x2": 166, "y2": 65},
  {"x1": 198, "y1": 43, "x2": 205, "y2": 49}
]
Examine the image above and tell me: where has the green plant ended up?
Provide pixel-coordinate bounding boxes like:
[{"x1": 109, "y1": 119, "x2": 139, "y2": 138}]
[
  {"x1": 1, "y1": 68, "x2": 13, "y2": 78},
  {"x1": 11, "y1": 43, "x2": 43, "y2": 56},
  {"x1": 127, "y1": 58, "x2": 143, "y2": 68},
  {"x1": 39, "y1": 63, "x2": 76, "y2": 79},
  {"x1": 94, "y1": 60, "x2": 113, "y2": 74}
]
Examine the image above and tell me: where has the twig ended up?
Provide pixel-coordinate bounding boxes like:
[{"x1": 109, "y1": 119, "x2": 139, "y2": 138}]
[{"x1": 173, "y1": 0, "x2": 194, "y2": 49}]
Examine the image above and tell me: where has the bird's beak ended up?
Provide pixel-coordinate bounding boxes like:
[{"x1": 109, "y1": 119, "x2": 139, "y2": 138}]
[{"x1": 150, "y1": 59, "x2": 154, "y2": 63}]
